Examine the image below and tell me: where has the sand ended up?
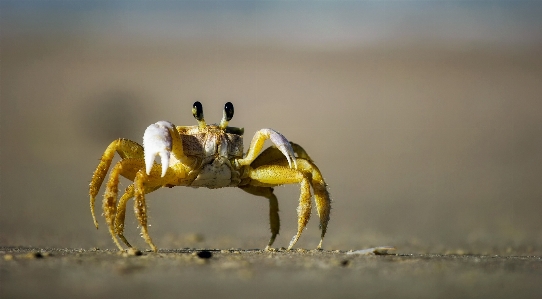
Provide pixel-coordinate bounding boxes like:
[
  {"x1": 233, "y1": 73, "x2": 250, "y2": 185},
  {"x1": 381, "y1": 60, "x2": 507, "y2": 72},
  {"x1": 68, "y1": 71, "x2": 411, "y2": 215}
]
[{"x1": 2, "y1": 246, "x2": 541, "y2": 299}]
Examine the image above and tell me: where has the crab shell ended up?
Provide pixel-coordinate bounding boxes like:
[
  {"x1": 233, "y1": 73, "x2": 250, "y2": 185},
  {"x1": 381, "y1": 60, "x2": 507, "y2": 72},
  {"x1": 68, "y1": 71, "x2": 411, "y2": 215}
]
[{"x1": 177, "y1": 124, "x2": 244, "y2": 188}]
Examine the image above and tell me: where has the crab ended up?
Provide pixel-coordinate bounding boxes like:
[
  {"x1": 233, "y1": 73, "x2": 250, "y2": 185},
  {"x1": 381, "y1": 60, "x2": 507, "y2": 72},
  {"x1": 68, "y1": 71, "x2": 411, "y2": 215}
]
[{"x1": 89, "y1": 101, "x2": 331, "y2": 252}]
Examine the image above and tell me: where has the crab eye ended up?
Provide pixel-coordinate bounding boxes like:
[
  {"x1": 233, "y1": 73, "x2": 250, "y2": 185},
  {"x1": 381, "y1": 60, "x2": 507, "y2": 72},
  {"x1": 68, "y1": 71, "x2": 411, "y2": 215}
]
[
  {"x1": 224, "y1": 102, "x2": 234, "y2": 121},
  {"x1": 192, "y1": 101, "x2": 204, "y2": 121}
]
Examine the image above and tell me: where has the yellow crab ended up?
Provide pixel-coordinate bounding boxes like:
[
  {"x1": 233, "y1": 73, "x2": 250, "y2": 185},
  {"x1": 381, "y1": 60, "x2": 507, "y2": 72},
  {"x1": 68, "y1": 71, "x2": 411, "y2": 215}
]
[{"x1": 89, "y1": 102, "x2": 331, "y2": 252}]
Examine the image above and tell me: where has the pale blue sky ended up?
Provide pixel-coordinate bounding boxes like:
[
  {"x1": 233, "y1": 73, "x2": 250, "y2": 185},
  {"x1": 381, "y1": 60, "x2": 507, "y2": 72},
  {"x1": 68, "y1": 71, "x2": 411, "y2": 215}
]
[{"x1": 3, "y1": 1, "x2": 541, "y2": 49}]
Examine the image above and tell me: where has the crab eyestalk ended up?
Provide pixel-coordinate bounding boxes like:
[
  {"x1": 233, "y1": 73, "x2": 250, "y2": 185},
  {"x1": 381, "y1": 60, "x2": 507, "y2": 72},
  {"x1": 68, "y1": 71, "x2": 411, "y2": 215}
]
[
  {"x1": 219, "y1": 102, "x2": 234, "y2": 129},
  {"x1": 192, "y1": 101, "x2": 206, "y2": 129}
]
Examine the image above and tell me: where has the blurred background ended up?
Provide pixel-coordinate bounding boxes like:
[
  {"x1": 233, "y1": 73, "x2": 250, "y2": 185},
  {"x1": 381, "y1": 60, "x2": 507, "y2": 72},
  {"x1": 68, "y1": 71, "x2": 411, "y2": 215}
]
[{"x1": 1, "y1": 0, "x2": 541, "y2": 254}]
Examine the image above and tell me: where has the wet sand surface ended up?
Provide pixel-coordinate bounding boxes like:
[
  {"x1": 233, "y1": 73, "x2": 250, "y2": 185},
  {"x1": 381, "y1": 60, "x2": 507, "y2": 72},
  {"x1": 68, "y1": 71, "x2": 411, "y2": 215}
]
[{"x1": 2, "y1": 246, "x2": 542, "y2": 299}]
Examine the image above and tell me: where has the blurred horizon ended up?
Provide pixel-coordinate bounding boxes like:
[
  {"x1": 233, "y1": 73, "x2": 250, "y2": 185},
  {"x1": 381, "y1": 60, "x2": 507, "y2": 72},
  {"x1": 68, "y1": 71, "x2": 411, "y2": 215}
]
[{"x1": 3, "y1": 1, "x2": 542, "y2": 50}]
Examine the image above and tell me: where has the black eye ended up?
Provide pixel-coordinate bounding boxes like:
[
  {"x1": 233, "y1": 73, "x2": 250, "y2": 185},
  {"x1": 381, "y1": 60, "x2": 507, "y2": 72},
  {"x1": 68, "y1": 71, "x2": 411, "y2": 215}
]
[
  {"x1": 192, "y1": 101, "x2": 204, "y2": 121},
  {"x1": 224, "y1": 102, "x2": 234, "y2": 121}
]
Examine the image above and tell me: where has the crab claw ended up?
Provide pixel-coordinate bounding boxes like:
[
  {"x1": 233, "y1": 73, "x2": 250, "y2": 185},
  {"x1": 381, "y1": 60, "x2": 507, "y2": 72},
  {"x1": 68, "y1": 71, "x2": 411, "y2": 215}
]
[
  {"x1": 232, "y1": 128, "x2": 298, "y2": 170},
  {"x1": 143, "y1": 121, "x2": 175, "y2": 177},
  {"x1": 263, "y1": 128, "x2": 297, "y2": 169}
]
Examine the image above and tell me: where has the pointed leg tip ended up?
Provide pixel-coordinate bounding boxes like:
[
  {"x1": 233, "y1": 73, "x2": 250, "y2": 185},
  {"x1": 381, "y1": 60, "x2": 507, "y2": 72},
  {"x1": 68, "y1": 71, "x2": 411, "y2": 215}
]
[
  {"x1": 317, "y1": 239, "x2": 324, "y2": 250},
  {"x1": 92, "y1": 217, "x2": 99, "y2": 229},
  {"x1": 288, "y1": 235, "x2": 300, "y2": 251}
]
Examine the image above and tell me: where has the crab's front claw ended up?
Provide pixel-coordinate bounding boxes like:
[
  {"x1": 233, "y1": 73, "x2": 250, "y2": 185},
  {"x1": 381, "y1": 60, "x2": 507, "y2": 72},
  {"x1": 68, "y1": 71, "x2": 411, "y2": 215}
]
[
  {"x1": 263, "y1": 128, "x2": 297, "y2": 169},
  {"x1": 238, "y1": 128, "x2": 297, "y2": 169},
  {"x1": 143, "y1": 121, "x2": 175, "y2": 177}
]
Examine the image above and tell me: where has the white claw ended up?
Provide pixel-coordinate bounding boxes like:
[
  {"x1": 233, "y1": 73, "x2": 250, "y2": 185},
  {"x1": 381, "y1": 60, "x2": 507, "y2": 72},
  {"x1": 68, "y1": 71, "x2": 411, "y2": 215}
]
[
  {"x1": 143, "y1": 121, "x2": 175, "y2": 177},
  {"x1": 264, "y1": 128, "x2": 297, "y2": 169}
]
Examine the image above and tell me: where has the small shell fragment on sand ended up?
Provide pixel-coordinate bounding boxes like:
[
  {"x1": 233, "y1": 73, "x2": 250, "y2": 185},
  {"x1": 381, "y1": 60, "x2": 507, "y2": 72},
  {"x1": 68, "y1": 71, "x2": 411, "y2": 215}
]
[{"x1": 346, "y1": 246, "x2": 396, "y2": 255}]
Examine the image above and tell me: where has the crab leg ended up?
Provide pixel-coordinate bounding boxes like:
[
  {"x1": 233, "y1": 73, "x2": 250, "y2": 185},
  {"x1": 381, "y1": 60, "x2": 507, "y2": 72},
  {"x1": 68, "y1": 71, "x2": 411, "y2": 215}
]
[
  {"x1": 114, "y1": 183, "x2": 161, "y2": 249},
  {"x1": 89, "y1": 138, "x2": 144, "y2": 228},
  {"x1": 239, "y1": 185, "x2": 280, "y2": 249},
  {"x1": 249, "y1": 144, "x2": 331, "y2": 249},
  {"x1": 102, "y1": 164, "x2": 122, "y2": 250},
  {"x1": 133, "y1": 169, "x2": 161, "y2": 252},
  {"x1": 296, "y1": 159, "x2": 331, "y2": 249},
  {"x1": 236, "y1": 128, "x2": 297, "y2": 169},
  {"x1": 103, "y1": 155, "x2": 181, "y2": 251},
  {"x1": 115, "y1": 185, "x2": 135, "y2": 248},
  {"x1": 290, "y1": 177, "x2": 312, "y2": 250},
  {"x1": 247, "y1": 164, "x2": 312, "y2": 250},
  {"x1": 101, "y1": 158, "x2": 147, "y2": 250}
]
